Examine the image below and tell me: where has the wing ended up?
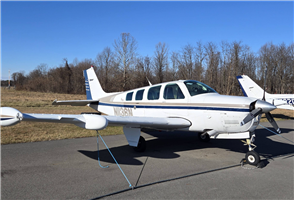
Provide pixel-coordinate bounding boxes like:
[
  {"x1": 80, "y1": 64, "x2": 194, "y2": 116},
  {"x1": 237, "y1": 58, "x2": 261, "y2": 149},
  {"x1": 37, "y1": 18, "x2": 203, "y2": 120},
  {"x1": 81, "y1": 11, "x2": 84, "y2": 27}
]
[
  {"x1": 1, "y1": 107, "x2": 191, "y2": 147},
  {"x1": 23, "y1": 114, "x2": 191, "y2": 130},
  {"x1": 1, "y1": 107, "x2": 191, "y2": 130}
]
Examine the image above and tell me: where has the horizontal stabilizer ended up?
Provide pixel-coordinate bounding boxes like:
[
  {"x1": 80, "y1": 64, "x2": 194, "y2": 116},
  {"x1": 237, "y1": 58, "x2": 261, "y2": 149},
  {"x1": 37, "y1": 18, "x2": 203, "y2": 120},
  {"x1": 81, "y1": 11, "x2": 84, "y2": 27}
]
[{"x1": 52, "y1": 99, "x2": 99, "y2": 106}]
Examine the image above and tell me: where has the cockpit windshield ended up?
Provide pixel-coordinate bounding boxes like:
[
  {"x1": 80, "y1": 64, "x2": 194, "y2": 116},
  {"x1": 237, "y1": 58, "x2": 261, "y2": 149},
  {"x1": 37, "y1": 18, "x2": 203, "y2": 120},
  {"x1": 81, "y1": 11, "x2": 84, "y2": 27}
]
[{"x1": 184, "y1": 80, "x2": 217, "y2": 96}]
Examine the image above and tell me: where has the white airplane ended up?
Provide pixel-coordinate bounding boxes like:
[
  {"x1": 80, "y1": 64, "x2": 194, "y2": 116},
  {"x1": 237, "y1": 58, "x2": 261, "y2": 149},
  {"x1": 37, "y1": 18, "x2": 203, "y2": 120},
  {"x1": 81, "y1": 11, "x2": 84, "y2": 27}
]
[
  {"x1": 1, "y1": 67, "x2": 281, "y2": 166},
  {"x1": 237, "y1": 75, "x2": 294, "y2": 111}
]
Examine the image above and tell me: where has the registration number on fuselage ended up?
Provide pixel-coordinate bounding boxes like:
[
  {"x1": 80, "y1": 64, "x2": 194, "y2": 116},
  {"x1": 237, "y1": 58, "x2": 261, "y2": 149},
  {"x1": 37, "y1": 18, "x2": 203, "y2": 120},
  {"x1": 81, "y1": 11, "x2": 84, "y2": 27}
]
[
  {"x1": 113, "y1": 107, "x2": 133, "y2": 116},
  {"x1": 281, "y1": 99, "x2": 294, "y2": 105}
]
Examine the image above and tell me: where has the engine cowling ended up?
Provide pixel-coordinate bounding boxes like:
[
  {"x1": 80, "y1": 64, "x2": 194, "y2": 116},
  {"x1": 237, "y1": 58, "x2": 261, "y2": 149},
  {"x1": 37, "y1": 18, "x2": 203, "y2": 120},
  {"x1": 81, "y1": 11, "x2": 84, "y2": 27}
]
[
  {"x1": 75, "y1": 114, "x2": 108, "y2": 130},
  {"x1": 0, "y1": 107, "x2": 23, "y2": 127}
]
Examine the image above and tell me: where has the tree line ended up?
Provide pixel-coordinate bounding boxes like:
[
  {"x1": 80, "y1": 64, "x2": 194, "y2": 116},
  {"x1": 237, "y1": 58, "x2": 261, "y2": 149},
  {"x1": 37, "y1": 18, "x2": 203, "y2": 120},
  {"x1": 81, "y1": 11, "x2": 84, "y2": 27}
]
[{"x1": 12, "y1": 33, "x2": 294, "y2": 96}]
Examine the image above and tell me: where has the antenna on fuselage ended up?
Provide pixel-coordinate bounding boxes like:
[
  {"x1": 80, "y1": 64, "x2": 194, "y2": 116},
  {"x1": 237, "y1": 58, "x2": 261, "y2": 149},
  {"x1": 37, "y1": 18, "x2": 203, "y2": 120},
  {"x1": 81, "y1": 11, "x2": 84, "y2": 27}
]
[
  {"x1": 262, "y1": 66, "x2": 268, "y2": 101},
  {"x1": 146, "y1": 77, "x2": 152, "y2": 86}
]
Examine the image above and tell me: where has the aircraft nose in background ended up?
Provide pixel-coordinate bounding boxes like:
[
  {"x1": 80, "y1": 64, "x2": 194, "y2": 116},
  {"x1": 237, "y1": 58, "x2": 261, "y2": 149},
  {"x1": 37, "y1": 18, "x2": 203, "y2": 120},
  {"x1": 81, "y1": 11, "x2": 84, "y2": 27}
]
[{"x1": 255, "y1": 100, "x2": 276, "y2": 113}]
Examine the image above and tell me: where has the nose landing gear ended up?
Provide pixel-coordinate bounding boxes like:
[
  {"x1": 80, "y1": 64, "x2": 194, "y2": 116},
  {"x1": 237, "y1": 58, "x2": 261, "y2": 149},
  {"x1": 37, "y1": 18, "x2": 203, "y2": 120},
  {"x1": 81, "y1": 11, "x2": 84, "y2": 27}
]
[{"x1": 242, "y1": 133, "x2": 260, "y2": 166}]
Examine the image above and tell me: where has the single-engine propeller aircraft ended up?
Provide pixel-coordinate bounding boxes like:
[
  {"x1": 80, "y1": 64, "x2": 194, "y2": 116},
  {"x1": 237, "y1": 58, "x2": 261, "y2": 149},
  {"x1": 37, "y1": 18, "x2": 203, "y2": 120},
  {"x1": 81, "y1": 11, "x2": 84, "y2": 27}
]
[
  {"x1": 1, "y1": 67, "x2": 282, "y2": 166},
  {"x1": 237, "y1": 75, "x2": 294, "y2": 111}
]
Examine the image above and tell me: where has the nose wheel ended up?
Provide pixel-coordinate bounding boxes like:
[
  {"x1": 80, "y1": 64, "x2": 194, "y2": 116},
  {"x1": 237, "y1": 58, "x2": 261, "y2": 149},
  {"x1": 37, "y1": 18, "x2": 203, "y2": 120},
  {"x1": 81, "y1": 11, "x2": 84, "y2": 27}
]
[
  {"x1": 245, "y1": 151, "x2": 260, "y2": 165},
  {"x1": 242, "y1": 133, "x2": 261, "y2": 166}
]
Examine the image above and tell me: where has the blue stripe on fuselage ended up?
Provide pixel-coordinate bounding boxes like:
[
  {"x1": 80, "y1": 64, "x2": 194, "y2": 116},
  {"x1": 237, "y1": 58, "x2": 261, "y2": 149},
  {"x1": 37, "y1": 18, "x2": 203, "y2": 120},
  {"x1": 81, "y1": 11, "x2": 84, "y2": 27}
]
[
  {"x1": 0, "y1": 118, "x2": 13, "y2": 121},
  {"x1": 99, "y1": 102, "x2": 249, "y2": 112}
]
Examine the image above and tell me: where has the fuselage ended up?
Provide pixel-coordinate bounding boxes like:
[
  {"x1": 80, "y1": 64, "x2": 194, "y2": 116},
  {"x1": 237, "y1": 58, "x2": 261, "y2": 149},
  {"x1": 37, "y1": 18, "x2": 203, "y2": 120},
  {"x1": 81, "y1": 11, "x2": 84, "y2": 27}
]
[
  {"x1": 92, "y1": 80, "x2": 260, "y2": 135},
  {"x1": 265, "y1": 94, "x2": 294, "y2": 110}
]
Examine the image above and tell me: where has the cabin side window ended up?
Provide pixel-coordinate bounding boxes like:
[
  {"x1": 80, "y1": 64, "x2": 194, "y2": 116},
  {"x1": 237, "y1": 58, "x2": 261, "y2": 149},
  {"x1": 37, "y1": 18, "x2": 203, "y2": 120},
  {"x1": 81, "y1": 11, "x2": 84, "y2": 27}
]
[
  {"x1": 126, "y1": 92, "x2": 133, "y2": 101},
  {"x1": 135, "y1": 89, "x2": 144, "y2": 100},
  {"x1": 147, "y1": 86, "x2": 161, "y2": 100},
  {"x1": 163, "y1": 84, "x2": 185, "y2": 99}
]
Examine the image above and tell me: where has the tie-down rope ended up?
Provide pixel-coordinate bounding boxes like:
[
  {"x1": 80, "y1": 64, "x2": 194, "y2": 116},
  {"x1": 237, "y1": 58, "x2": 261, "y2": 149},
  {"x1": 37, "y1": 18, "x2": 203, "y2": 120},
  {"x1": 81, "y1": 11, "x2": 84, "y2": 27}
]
[{"x1": 96, "y1": 131, "x2": 132, "y2": 188}]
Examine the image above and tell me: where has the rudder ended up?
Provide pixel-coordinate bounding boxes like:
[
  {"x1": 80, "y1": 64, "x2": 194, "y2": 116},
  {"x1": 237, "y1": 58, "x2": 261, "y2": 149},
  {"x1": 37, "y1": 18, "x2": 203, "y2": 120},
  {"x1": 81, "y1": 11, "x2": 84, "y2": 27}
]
[{"x1": 83, "y1": 67, "x2": 107, "y2": 100}]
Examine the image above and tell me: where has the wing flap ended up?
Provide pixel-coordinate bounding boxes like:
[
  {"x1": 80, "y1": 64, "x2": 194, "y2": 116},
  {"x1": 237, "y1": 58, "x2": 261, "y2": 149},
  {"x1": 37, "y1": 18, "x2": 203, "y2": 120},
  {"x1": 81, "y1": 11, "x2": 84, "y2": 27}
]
[
  {"x1": 23, "y1": 113, "x2": 85, "y2": 123},
  {"x1": 22, "y1": 113, "x2": 108, "y2": 130},
  {"x1": 105, "y1": 116, "x2": 191, "y2": 129}
]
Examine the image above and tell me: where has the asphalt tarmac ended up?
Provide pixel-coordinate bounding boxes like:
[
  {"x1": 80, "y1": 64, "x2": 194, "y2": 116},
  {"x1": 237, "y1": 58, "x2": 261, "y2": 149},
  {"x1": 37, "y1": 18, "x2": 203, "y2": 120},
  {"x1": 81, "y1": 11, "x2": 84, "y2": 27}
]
[{"x1": 2, "y1": 120, "x2": 294, "y2": 199}]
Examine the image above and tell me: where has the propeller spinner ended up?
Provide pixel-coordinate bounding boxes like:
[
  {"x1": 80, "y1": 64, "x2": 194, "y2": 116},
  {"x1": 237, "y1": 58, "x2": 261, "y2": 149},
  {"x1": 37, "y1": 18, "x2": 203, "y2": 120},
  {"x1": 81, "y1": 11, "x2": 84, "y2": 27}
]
[{"x1": 241, "y1": 100, "x2": 281, "y2": 133}]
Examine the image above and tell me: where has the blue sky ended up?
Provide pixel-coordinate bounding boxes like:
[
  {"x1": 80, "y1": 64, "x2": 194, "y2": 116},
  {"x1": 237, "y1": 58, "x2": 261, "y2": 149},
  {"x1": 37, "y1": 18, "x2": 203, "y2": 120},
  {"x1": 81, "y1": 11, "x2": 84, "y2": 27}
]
[{"x1": 1, "y1": 1, "x2": 293, "y2": 80}]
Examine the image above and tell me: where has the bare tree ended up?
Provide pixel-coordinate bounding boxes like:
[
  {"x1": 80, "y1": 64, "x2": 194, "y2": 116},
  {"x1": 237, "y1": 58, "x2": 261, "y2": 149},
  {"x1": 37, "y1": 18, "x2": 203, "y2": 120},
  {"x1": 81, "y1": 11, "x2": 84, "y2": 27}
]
[
  {"x1": 113, "y1": 33, "x2": 138, "y2": 91},
  {"x1": 153, "y1": 42, "x2": 169, "y2": 83},
  {"x1": 132, "y1": 56, "x2": 153, "y2": 88},
  {"x1": 63, "y1": 59, "x2": 72, "y2": 94},
  {"x1": 9, "y1": 39, "x2": 294, "y2": 96},
  {"x1": 96, "y1": 47, "x2": 116, "y2": 92},
  {"x1": 179, "y1": 44, "x2": 194, "y2": 79},
  {"x1": 204, "y1": 42, "x2": 219, "y2": 91},
  {"x1": 12, "y1": 71, "x2": 26, "y2": 90},
  {"x1": 194, "y1": 41, "x2": 205, "y2": 82},
  {"x1": 169, "y1": 51, "x2": 180, "y2": 81},
  {"x1": 25, "y1": 63, "x2": 49, "y2": 92}
]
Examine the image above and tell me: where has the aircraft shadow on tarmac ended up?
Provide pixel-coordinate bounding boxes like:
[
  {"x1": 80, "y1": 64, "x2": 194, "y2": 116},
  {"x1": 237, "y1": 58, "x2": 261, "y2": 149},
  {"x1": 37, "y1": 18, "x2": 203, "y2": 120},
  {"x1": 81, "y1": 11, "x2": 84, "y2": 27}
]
[{"x1": 78, "y1": 127, "x2": 294, "y2": 166}]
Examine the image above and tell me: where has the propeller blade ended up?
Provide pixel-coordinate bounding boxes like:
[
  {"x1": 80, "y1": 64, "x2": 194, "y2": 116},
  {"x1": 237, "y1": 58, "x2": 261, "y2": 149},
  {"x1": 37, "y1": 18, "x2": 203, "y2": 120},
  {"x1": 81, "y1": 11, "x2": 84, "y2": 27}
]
[
  {"x1": 241, "y1": 99, "x2": 277, "y2": 126},
  {"x1": 241, "y1": 108, "x2": 262, "y2": 126},
  {"x1": 265, "y1": 112, "x2": 281, "y2": 134}
]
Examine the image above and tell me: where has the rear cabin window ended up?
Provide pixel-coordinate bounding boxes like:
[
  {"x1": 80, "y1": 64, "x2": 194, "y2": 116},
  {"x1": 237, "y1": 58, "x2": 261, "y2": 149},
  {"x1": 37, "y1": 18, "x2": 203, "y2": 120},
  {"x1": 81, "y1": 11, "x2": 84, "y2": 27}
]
[
  {"x1": 164, "y1": 84, "x2": 185, "y2": 99},
  {"x1": 135, "y1": 89, "x2": 144, "y2": 100},
  {"x1": 126, "y1": 92, "x2": 133, "y2": 101},
  {"x1": 147, "y1": 86, "x2": 161, "y2": 100}
]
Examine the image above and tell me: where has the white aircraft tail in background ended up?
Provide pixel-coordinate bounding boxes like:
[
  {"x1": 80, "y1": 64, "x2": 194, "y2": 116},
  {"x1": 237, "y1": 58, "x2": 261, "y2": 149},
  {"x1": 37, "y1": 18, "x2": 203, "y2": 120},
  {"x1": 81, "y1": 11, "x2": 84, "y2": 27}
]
[{"x1": 237, "y1": 75, "x2": 294, "y2": 110}]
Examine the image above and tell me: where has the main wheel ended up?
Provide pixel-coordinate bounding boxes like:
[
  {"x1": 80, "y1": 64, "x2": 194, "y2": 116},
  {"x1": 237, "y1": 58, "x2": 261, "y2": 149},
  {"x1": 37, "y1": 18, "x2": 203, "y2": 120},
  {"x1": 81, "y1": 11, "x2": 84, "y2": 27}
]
[
  {"x1": 198, "y1": 132, "x2": 210, "y2": 142},
  {"x1": 133, "y1": 136, "x2": 146, "y2": 152},
  {"x1": 245, "y1": 151, "x2": 260, "y2": 166}
]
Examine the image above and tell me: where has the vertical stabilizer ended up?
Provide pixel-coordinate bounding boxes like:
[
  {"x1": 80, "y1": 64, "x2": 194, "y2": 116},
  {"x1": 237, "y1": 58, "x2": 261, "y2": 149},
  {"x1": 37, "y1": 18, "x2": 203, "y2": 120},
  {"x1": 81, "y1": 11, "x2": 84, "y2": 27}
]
[
  {"x1": 236, "y1": 75, "x2": 269, "y2": 99},
  {"x1": 83, "y1": 67, "x2": 107, "y2": 100}
]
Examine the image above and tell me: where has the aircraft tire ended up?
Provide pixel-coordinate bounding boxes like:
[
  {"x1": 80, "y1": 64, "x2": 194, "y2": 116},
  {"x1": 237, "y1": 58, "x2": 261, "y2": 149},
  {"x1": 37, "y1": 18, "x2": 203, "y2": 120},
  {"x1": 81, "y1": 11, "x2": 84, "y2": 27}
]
[
  {"x1": 245, "y1": 151, "x2": 260, "y2": 166},
  {"x1": 133, "y1": 136, "x2": 146, "y2": 152},
  {"x1": 198, "y1": 132, "x2": 210, "y2": 142}
]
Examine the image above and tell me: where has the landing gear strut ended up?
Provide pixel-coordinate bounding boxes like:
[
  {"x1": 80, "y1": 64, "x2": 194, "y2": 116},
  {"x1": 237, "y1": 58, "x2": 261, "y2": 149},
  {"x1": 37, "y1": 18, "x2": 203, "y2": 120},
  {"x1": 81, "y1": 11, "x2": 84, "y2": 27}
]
[
  {"x1": 243, "y1": 133, "x2": 260, "y2": 166},
  {"x1": 133, "y1": 136, "x2": 146, "y2": 152},
  {"x1": 198, "y1": 132, "x2": 210, "y2": 142}
]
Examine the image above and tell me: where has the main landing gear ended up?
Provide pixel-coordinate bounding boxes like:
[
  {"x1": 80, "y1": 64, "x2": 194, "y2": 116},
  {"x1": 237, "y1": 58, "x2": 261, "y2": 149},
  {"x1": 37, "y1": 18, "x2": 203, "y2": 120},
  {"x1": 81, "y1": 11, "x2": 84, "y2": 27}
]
[
  {"x1": 133, "y1": 136, "x2": 146, "y2": 152},
  {"x1": 198, "y1": 132, "x2": 210, "y2": 142},
  {"x1": 242, "y1": 133, "x2": 260, "y2": 166}
]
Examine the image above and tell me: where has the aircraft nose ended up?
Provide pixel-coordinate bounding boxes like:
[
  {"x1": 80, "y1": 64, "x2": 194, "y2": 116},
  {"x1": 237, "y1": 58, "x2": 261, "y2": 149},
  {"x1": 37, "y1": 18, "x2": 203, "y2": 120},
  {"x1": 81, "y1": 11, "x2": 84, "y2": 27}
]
[{"x1": 255, "y1": 100, "x2": 276, "y2": 113}]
